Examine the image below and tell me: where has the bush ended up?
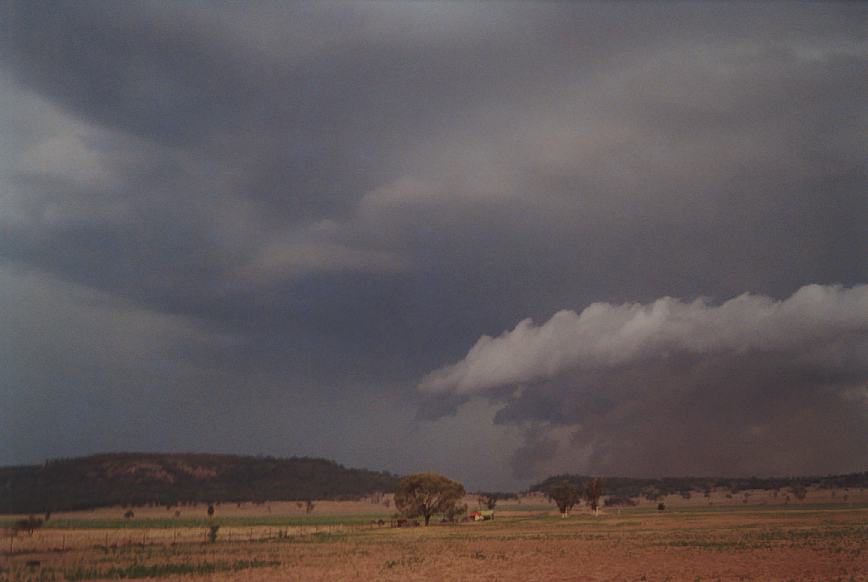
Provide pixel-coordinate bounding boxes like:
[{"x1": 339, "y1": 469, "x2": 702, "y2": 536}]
[
  {"x1": 13, "y1": 515, "x2": 43, "y2": 536},
  {"x1": 604, "y1": 496, "x2": 637, "y2": 507}
]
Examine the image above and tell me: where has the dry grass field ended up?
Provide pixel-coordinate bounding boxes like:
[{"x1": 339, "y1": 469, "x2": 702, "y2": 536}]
[{"x1": 2, "y1": 489, "x2": 866, "y2": 581}]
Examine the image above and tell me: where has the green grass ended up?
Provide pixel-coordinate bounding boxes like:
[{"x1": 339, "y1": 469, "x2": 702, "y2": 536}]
[
  {"x1": 63, "y1": 559, "x2": 280, "y2": 580},
  {"x1": 498, "y1": 504, "x2": 552, "y2": 512},
  {"x1": 0, "y1": 514, "x2": 387, "y2": 530},
  {"x1": 0, "y1": 568, "x2": 58, "y2": 582},
  {"x1": 607, "y1": 502, "x2": 868, "y2": 517}
]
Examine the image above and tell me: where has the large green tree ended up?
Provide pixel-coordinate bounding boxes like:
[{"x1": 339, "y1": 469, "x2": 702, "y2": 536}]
[{"x1": 394, "y1": 472, "x2": 465, "y2": 526}]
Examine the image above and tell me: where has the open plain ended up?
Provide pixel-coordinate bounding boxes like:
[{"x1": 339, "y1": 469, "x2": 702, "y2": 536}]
[{"x1": 2, "y1": 491, "x2": 866, "y2": 581}]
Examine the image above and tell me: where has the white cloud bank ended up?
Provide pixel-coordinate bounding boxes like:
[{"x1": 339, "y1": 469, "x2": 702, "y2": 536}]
[
  {"x1": 420, "y1": 284, "x2": 868, "y2": 395},
  {"x1": 418, "y1": 283, "x2": 868, "y2": 478}
]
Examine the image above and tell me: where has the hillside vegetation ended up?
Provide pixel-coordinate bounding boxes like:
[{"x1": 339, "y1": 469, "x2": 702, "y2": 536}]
[
  {"x1": 0, "y1": 453, "x2": 399, "y2": 514},
  {"x1": 530, "y1": 472, "x2": 868, "y2": 502}
]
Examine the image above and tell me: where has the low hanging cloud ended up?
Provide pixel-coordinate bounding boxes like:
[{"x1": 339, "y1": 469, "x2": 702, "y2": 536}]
[
  {"x1": 236, "y1": 241, "x2": 407, "y2": 286},
  {"x1": 419, "y1": 284, "x2": 868, "y2": 478}
]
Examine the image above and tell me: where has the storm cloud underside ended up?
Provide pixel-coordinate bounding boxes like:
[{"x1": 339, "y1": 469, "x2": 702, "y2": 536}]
[
  {"x1": 419, "y1": 284, "x2": 868, "y2": 478},
  {"x1": 1, "y1": 1, "x2": 866, "y2": 488}
]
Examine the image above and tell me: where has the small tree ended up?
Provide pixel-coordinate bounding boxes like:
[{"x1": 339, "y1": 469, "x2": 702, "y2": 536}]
[
  {"x1": 478, "y1": 493, "x2": 499, "y2": 511},
  {"x1": 547, "y1": 481, "x2": 581, "y2": 518},
  {"x1": 394, "y1": 472, "x2": 465, "y2": 526},
  {"x1": 790, "y1": 484, "x2": 807, "y2": 501},
  {"x1": 13, "y1": 516, "x2": 43, "y2": 536},
  {"x1": 583, "y1": 478, "x2": 604, "y2": 516},
  {"x1": 208, "y1": 524, "x2": 220, "y2": 543},
  {"x1": 207, "y1": 504, "x2": 215, "y2": 518},
  {"x1": 445, "y1": 502, "x2": 468, "y2": 523},
  {"x1": 123, "y1": 510, "x2": 135, "y2": 520},
  {"x1": 304, "y1": 500, "x2": 316, "y2": 514},
  {"x1": 604, "y1": 496, "x2": 636, "y2": 509}
]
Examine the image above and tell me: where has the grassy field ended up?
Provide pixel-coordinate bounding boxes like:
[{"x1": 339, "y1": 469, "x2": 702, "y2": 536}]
[{"x1": 1, "y1": 492, "x2": 866, "y2": 581}]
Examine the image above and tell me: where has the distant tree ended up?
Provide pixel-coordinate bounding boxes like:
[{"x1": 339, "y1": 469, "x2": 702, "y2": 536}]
[
  {"x1": 123, "y1": 510, "x2": 135, "y2": 519},
  {"x1": 644, "y1": 489, "x2": 662, "y2": 502},
  {"x1": 583, "y1": 478, "x2": 604, "y2": 516},
  {"x1": 547, "y1": 481, "x2": 581, "y2": 518},
  {"x1": 657, "y1": 502, "x2": 666, "y2": 512},
  {"x1": 207, "y1": 504, "x2": 215, "y2": 518},
  {"x1": 394, "y1": 472, "x2": 465, "y2": 526},
  {"x1": 478, "y1": 493, "x2": 499, "y2": 511},
  {"x1": 445, "y1": 502, "x2": 469, "y2": 523},
  {"x1": 790, "y1": 484, "x2": 807, "y2": 501},
  {"x1": 604, "y1": 496, "x2": 637, "y2": 508},
  {"x1": 304, "y1": 500, "x2": 316, "y2": 514},
  {"x1": 13, "y1": 516, "x2": 43, "y2": 536}
]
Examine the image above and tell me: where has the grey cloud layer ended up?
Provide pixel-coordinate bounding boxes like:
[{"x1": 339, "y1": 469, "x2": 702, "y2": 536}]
[{"x1": 1, "y1": 1, "x2": 866, "y2": 487}]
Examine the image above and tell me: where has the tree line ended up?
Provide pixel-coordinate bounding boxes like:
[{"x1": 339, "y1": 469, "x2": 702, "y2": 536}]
[
  {"x1": 3, "y1": 452, "x2": 865, "y2": 516},
  {"x1": 530, "y1": 472, "x2": 868, "y2": 503}
]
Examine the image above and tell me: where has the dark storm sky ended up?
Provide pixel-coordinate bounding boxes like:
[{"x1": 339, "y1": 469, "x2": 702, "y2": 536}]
[{"x1": 1, "y1": 1, "x2": 866, "y2": 490}]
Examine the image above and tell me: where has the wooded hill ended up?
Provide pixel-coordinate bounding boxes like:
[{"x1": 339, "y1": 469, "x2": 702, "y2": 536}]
[
  {"x1": 530, "y1": 472, "x2": 868, "y2": 501},
  {"x1": 0, "y1": 453, "x2": 399, "y2": 514}
]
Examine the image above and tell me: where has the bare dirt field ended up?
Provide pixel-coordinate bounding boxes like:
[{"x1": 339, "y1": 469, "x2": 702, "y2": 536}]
[{"x1": 2, "y1": 491, "x2": 866, "y2": 581}]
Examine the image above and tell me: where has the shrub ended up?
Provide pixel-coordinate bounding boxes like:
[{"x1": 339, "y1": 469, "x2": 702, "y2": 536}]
[{"x1": 13, "y1": 515, "x2": 44, "y2": 536}]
